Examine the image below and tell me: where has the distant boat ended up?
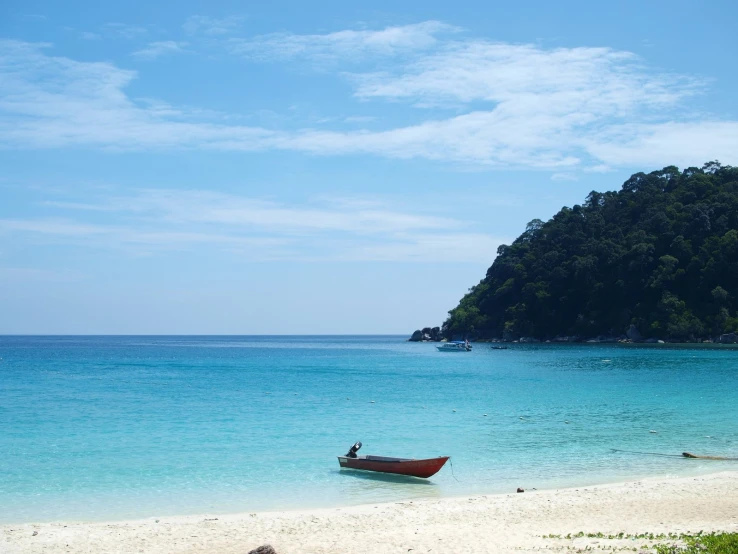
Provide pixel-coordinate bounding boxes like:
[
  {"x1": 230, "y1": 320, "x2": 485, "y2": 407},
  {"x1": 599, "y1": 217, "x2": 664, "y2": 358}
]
[
  {"x1": 436, "y1": 341, "x2": 471, "y2": 352},
  {"x1": 490, "y1": 345, "x2": 508, "y2": 350},
  {"x1": 338, "y1": 442, "x2": 449, "y2": 478}
]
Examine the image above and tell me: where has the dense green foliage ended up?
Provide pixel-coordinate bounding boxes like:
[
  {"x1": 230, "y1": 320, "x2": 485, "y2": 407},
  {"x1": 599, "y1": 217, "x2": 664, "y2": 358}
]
[{"x1": 443, "y1": 162, "x2": 738, "y2": 341}]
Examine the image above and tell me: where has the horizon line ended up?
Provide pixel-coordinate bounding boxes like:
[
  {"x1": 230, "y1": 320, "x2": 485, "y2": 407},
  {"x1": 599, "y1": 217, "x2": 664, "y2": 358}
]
[{"x1": 0, "y1": 333, "x2": 413, "y2": 337}]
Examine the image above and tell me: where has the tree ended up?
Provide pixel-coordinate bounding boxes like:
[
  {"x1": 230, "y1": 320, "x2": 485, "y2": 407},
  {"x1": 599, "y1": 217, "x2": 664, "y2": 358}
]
[{"x1": 443, "y1": 162, "x2": 738, "y2": 341}]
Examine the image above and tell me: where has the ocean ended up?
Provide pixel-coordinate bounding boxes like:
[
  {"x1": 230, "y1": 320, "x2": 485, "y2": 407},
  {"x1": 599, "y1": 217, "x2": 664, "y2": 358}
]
[{"x1": 1, "y1": 335, "x2": 737, "y2": 523}]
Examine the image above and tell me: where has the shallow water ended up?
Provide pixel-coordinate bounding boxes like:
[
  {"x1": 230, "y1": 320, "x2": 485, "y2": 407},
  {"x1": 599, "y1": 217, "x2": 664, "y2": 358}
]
[{"x1": 1, "y1": 335, "x2": 737, "y2": 523}]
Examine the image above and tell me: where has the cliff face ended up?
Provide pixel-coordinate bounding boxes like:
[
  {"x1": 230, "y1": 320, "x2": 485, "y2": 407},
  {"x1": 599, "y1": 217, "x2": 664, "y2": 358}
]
[{"x1": 443, "y1": 162, "x2": 738, "y2": 342}]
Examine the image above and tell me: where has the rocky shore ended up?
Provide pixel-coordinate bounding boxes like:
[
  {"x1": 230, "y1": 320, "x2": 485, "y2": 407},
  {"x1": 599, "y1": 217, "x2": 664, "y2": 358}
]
[
  {"x1": 407, "y1": 327, "x2": 443, "y2": 342},
  {"x1": 408, "y1": 326, "x2": 738, "y2": 345}
]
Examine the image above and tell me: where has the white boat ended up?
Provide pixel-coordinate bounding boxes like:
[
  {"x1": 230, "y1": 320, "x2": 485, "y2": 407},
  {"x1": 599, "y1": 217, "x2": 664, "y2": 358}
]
[{"x1": 436, "y1": 341, "x2": 471, "y2": 352}]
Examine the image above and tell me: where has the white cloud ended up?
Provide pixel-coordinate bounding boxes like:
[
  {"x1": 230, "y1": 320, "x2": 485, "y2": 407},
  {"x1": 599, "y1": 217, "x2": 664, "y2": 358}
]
[
  {"x1": 3, "y1": 189, "x2": 497, "y2": 262},
  {"x1": 583, "y1": 164, "x2": 613, "y2": 173},
  {"x1": 551, "y1": 173, "x2": 578, "y2": 181},
  {"x1": 344, "y1": 116, "x2": 377, "y2": 123},
  {"x1": 132, "y1": 41, "x2": 188, "y2": 60},
  {"x1": 80, "y1": 32, "x2": 101, "y2": 40},
  {"x1": 0, "y1": 34, "x2": 736, "y2": 170},
  {"x1": 585, "y1": 121, "x2": 738, "y2": 168},
  {"x1": 351, "y1": 42, "x2": 699, "y2": 109},
  {"x1": 228, "y1": 21, "x2": 459, "y2": 62},
  {"x1": 0, "y1": 217, "x2": 288, "y2": 255},
  {"x1": 339, "y1": 41, "x2": 709, "y2": 167},
  {"x1": 103, "y1": 23, "x2": 148, "y2": 39},
  {"x1": 0, "y1": 267, "x2": 84, "y2": 282},
  {"x1": 0, "y1": 40, "x2": 274, "y2": 150},
  {"x1": 183, "y1": 15, "x2": 244, "y2": 36},
  {"x1": 346, "y1": 232, "x2": 502, "y2": 262},
  {"x1": 42, "y1": 189, "x2": 456, "y2": 234},
  {"x1": 278, "y1": 111, "x2": 582, "y2": 168}
]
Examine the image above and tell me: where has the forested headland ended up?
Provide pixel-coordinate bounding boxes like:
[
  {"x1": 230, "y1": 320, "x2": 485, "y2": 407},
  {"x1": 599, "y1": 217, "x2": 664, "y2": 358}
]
[{"x1": 442, "y1": 162, "x2": 738, "y2": 343}]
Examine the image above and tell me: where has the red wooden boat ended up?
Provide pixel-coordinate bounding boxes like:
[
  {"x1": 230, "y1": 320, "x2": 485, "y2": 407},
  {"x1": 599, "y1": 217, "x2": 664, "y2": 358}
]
[{"x1": 337, "y1": 442, "x2": 449, "y2": 478}]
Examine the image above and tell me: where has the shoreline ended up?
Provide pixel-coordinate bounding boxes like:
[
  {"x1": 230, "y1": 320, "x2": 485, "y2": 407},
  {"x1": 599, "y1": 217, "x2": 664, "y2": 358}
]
[
  {"x1": 2, "y1": 461, "x2": 731, "y2": 527},
  {"x1": 4, "y1": 471, "x2": 738, "y2": 553},
  {"x1": 410, "y1": 337, "x2": 738, "y2": 348}
]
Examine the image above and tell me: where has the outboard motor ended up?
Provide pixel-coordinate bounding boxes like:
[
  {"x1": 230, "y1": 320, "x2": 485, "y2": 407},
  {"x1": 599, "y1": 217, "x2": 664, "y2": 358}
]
[{"x1": 345, "y1": 441, "x2": 362, "y2": 458}]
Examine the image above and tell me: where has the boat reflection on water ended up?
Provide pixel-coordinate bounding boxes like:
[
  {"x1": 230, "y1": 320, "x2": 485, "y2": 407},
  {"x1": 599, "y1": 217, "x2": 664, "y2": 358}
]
[
  {"x1": 338, "y1": 468, "x2": 437, "y2": 485},
  {"x1": 336, "y1": 462, "x2": 443, "y2": 507}
]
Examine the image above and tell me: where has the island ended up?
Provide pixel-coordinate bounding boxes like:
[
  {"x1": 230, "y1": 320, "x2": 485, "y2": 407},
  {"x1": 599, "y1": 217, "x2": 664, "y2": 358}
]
[{"x1": 438, "y1": 162, "x2": 738, "y2": 344}]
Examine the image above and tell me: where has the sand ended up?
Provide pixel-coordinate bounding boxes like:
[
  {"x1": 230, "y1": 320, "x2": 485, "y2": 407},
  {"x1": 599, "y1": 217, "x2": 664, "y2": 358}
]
[{"x1": 3, "y1": 471, "x2": 738, "y2": 554}]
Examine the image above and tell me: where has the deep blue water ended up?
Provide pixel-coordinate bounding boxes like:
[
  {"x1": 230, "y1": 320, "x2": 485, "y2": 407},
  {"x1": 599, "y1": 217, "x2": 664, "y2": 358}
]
[{"x1": 1, "y1": 335, "x2": 737, "y2": 523}]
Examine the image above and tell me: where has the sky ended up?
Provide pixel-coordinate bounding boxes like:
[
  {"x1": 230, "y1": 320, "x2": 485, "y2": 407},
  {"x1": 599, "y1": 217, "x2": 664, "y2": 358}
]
[{"x1": 1, "y1": 0, "x2": 737, "y2": 334}]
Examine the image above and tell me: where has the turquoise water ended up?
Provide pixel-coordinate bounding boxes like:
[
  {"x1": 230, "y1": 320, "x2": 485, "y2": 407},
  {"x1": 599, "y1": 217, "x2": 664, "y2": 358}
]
[{"x1": 1, "y1": 336, "x2": 738, "y2": 523}]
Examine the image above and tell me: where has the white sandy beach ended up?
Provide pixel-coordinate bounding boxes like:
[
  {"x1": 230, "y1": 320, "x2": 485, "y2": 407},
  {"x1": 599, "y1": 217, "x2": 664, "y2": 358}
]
[{"x1": 3, "y1": 471, "x2": 738, "y2": 554}]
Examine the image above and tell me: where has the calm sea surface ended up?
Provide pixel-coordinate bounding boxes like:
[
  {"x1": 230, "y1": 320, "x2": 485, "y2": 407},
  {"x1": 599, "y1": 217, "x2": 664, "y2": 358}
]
[{"x1": 1, "y1": 335, "x2": 737, "y2": 523}]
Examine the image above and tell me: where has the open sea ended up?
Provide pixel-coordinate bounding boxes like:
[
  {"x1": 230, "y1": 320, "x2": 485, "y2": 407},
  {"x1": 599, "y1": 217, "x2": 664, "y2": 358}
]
[{"x1": 1, "y1": 335, "x2": 738, "y2": 524}]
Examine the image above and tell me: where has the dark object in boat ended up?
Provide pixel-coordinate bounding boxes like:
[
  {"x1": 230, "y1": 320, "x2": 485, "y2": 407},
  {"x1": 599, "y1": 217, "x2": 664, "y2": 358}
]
[
  {"x1": 682, "y1": 451, "x2": 738, "y2": 460},
  {"x1": 346, "y1": 441, "x2": 362, "y2": 458},
  {"x1": 338, "y1": 443, "x2": 449, "y2": 478}
]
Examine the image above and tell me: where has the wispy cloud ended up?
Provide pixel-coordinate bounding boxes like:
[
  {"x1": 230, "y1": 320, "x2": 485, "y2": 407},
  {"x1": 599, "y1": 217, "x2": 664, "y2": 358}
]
[
  {"x1": 183, "y1": 15, "x2": 244, "y2": 36},
  {"x1": 551, "y1": 172, "x2": 578, "y2": 181},
  {"x1": 3, "y1": 189, "x2": 499, "y2": 262},
  {"x1": 79, "y1": 31, "x2": 101, "y2": 40},
  {"x1": 103, "y1": 23, "x2": 148, "y2": 39},
  {"x1": 583, "y1": 164, "x2": 613, "y2": 173},
  {"x1": 350, "y1": 43, "x2": 699, "y2": 108},
  {"x1": 41, "y1": 189, "x2": 456, "y2": 234},
  {"x1": 132, "y1": 41, "x2": 188, "y2": 60},
  {"x1": 228, "y1": 21, "x2": 460, "y2": 63},
  {"x1": 584, "y1": 121, "x2": 738, "y2": 167},
  {"x1": 344, "y1": 116, "x2": 377, "y2": 123},
  {"x1": 336, "y1": 41, "x2": 713, "y2": 167},
  {"x1": 0, "y1": 267, "x2": 85, "y2": 282},
  {"x1": 280, "y1": 112, "x2": 583, "y2": 168},
  {"x1": 345, "y1": 232, "x2": 501, "y2": 262},
  {"x1": 0, "y1": 40, "x2": 273, "y2": 150},
  {"x1": 1, "y1": 32, "x2": 737, "y2": 170}
]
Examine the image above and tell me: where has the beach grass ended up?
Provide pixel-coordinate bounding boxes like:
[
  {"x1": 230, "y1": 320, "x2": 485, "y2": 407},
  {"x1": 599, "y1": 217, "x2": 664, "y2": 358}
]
[
  {"x1": 542, "y1": 531, "x2": 738, "y2": 553},
  {"x1": 654, "y1": 532, "x2": 738, "y2": 554}
]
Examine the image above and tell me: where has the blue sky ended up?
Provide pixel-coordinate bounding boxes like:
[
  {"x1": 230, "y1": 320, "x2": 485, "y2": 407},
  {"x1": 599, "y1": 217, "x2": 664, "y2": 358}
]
[{"x1": 1, "y1": 0, "x2": 737, "y2": 334}]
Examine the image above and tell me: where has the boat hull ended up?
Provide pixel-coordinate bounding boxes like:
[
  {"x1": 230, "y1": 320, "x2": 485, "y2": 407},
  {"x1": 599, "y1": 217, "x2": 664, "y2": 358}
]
[
  {"x1": 436, "y1": 341, "x2": 471, "y2": 352},
  {"x1": 337, "y1": 455, "x2": 450, "y2": 478}
]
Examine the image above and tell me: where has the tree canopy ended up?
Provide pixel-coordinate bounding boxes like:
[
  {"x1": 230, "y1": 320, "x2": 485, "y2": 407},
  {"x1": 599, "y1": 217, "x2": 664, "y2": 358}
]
[{"x1": 443, "y1": 162, "x2": 738, "y2": 342}]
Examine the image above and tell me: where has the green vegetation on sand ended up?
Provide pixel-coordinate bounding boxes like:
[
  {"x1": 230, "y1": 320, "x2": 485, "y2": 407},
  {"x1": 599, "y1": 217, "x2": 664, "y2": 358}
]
[
  {"x1": 541, "y1": 532, "x2": 738, "y2": 553},
  {"x1": 654, "y1": 532, "x2": 738, "y2": 554}
]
